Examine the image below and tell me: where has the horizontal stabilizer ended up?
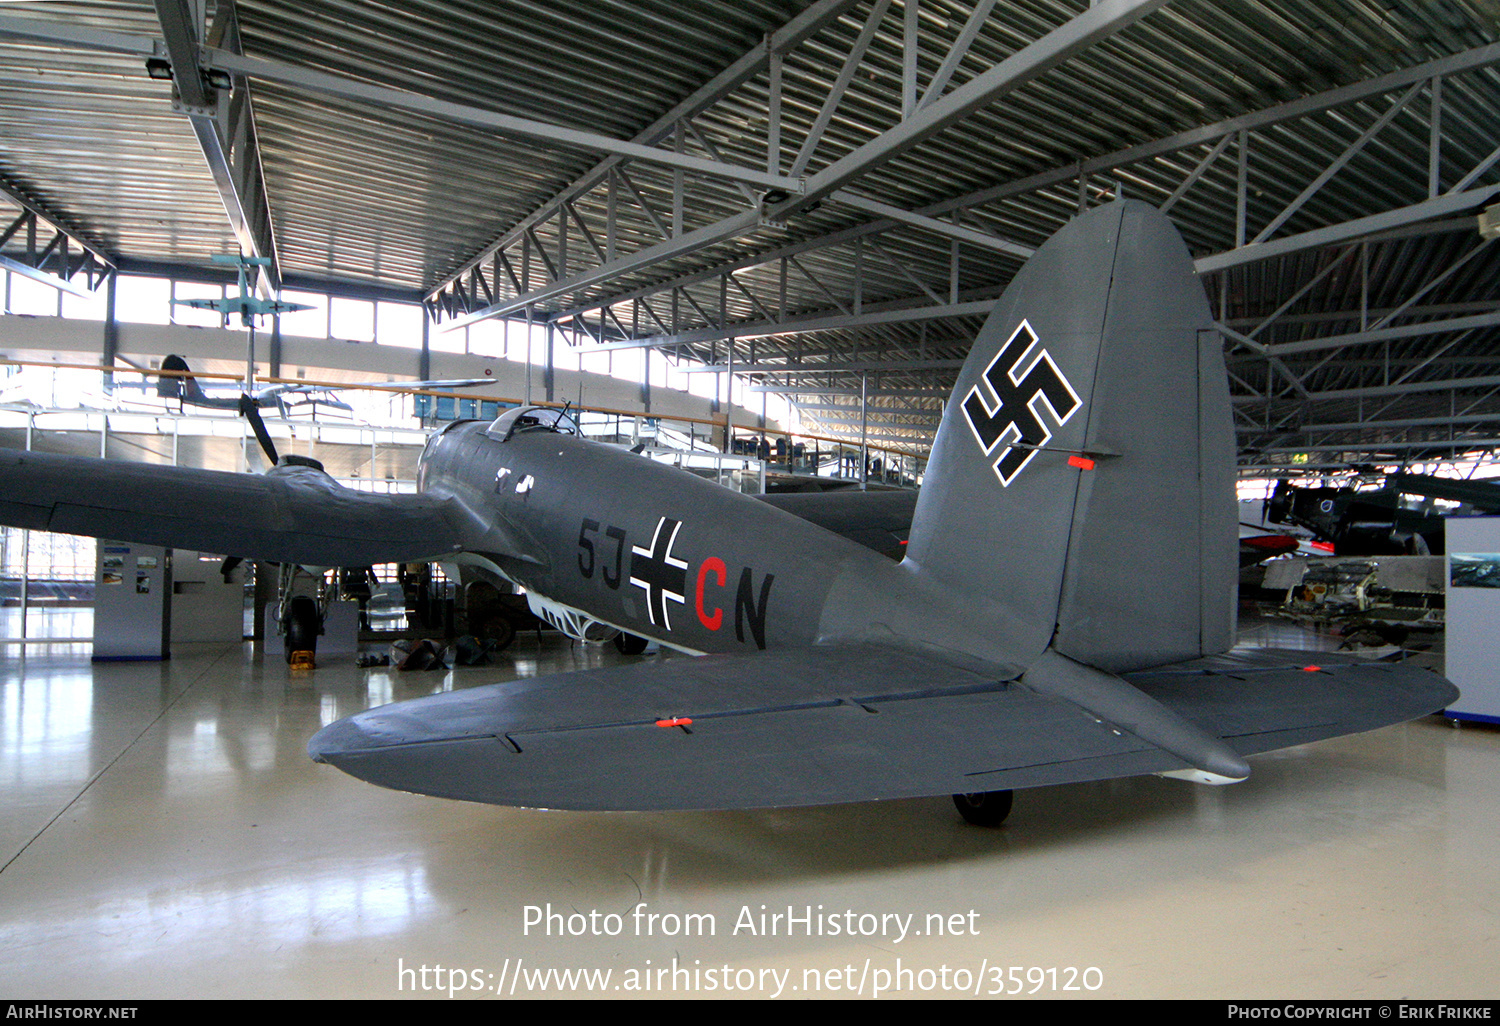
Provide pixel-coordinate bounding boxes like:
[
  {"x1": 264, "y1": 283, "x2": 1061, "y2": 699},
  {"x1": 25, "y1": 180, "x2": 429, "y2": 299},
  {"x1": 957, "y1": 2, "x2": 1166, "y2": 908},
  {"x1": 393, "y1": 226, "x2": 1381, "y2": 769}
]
[
  {"x1": 311, "y1": 643, "x2": 1453, "y2": 812},
  {"x1": 1023, "y1": 649, "x2": 1249, "y2": 781},
  {"x1": 1124, "y1": 649, "x2": 1458, "y2": 756},
  {"x1": 310, "y1": 644, "x2": 1173, "y2": 810}
]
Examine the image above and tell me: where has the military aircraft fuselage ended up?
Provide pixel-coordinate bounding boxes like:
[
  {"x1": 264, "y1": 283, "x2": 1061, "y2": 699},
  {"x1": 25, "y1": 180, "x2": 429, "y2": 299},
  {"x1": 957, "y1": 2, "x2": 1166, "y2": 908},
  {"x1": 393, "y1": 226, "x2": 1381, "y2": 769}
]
[{"x1": 414, "y1": 417, "x2": 1026, "y2": 674}]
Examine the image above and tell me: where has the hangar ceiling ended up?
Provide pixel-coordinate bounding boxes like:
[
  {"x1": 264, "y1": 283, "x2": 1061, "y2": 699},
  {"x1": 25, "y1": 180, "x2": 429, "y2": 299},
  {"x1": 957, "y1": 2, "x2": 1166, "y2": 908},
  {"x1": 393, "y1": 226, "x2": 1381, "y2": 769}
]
[{"x1": 1, "y1": 0, "x2": 1498, "y2": 471}]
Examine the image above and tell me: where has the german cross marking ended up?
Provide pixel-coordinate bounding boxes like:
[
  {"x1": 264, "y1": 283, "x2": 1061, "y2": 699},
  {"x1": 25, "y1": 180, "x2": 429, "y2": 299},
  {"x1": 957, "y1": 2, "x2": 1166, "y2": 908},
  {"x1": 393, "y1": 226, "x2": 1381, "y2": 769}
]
[{"x1": 629, "y1": 516, "x2": 688, "y2": 629}]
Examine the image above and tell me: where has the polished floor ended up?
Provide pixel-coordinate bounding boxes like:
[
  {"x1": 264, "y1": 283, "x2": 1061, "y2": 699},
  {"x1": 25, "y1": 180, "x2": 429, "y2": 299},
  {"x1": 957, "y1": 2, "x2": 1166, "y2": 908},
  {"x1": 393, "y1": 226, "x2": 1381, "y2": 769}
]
[{"x1": 0, "y1": 621, "x2": 1495, "y2": 1000}]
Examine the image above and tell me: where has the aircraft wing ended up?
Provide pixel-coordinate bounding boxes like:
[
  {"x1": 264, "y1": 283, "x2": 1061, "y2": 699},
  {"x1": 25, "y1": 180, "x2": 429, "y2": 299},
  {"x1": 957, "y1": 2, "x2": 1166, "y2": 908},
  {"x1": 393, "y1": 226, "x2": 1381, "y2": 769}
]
[
  {"x1": 0, "y1": 448, "x2": 535, "y2": 567},
  {"x1": 309, "y1": 643, "x2": 1455, "y2": 811},
  {"x1": 758, "y1": 490, "x2": 918, "y2": 559}
]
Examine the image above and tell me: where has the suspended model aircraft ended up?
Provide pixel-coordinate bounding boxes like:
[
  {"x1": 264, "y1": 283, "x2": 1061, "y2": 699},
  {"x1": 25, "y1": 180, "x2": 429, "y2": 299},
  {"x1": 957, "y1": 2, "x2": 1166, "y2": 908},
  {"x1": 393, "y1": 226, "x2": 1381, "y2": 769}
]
[
  {"x1": 0, "y1": 202, "x2": 1456, "y2": 824},
  {"x1": 171, "y1": 254, "x2": 314, "y2": 327},
  {"x1": 149, "y1": 352, "x2": 498, "y2": 463},
  {"x1": 152, "y1": 353, "x2": 498, "y2": 418},
  {"x1": 152, "y1": 353, "x2": 356, "y2": 418}
]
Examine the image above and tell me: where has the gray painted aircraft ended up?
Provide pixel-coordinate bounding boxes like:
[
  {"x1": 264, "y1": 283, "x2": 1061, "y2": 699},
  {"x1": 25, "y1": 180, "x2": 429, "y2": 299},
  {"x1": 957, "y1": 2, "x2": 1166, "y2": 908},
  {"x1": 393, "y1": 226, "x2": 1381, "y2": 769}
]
[{"x1": 0, "y1": 201, "x2": 1457, "y2": 824}]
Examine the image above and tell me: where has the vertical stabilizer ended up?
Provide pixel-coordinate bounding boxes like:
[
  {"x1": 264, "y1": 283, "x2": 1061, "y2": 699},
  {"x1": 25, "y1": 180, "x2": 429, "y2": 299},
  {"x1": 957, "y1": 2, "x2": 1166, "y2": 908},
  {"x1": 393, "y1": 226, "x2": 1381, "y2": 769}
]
[{"x1": 904, "y1": 201, "x2": 1234, "y2": 674}]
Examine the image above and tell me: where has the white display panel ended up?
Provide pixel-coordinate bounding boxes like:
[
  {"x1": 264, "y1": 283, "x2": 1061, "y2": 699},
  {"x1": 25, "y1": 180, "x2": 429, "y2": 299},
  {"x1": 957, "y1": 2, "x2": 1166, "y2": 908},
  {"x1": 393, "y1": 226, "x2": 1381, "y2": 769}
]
[
  {"x1": 1444, "y1": 517, "x2": 1500, "y2": 723},
  {"x1": 93, "y1": 542, "x2": 170, "y2": 661}
]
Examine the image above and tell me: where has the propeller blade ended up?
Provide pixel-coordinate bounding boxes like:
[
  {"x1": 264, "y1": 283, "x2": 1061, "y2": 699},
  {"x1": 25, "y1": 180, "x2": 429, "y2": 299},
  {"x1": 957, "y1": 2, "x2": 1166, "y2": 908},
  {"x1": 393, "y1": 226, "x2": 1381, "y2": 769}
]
[{"x1": 238, "y1": 394, "x2": 279, "y2": 465}]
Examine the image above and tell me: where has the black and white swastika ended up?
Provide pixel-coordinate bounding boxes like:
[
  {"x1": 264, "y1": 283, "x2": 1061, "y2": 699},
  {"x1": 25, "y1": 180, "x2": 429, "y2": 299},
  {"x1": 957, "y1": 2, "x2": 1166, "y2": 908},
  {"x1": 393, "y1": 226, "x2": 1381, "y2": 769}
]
[{"x1": 962, "y1": 320, "x2": 1082, "y2": 486}]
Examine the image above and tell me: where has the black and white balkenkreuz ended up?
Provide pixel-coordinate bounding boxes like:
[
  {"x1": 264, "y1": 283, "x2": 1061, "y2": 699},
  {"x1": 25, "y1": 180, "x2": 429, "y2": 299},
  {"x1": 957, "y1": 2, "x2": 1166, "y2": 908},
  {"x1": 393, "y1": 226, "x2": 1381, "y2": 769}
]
[
  {"x1": 630, "y1": 516, "x2": 688, "y2": 630},
  {"x1": 962, "y1": 319, "x2": 1082, "y2": 487}
]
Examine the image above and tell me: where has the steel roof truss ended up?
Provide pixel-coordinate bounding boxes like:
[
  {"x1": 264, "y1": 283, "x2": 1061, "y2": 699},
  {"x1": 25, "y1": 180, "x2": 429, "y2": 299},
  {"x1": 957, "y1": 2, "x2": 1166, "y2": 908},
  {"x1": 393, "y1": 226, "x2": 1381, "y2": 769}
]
[
  {"x1": 150, "y1": 0, "x2": 279, "y2": 296},
  {"x1": 419, "y1": 0, "x2": 863, "y2": 304},
  {"x1": 0, "y1": 176, "x2": 116, "y2": 279},
  {"x1": 203, "y1": 49, "x2": 804, "y2": 197},
  {"x1": 1194, "y1": 186, "x2": 1500, "y2": 274},
  {"x1": 566, "y1": 41, "x2": 1500, "y2": 328},
  {"x1": 1252, "y1": 81, "x2": 1427, "y2": 246},
  {"x1": 445, "y1": 0, "x2": 1160, "y2": 328},
  {"x1": 788, "y1": 0, "x2": 894, "y2": 179},
  {"x1": 0, "y1": 209, "x2": 109, "y2": 296}
]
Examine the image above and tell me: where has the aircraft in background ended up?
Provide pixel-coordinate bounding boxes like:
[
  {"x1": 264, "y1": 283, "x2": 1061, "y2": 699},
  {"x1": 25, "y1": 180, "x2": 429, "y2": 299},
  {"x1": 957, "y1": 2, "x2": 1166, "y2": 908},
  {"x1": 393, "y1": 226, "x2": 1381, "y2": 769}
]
[
  {"x1": 142, "y1": 352, "x2": 497, "y2": 471},
  {"x1": 153, "y1": 353, "x2": 355, "y2": 417},
  {"x1": 1267, "y1": 473, "x2": 1500, "y2": 556},
  {"x1": 170, "y1": 254, "x2": 314, "y2": 328},
  {"x1": 0, "y1": 202, "x2": 1456, "y2": 825}
]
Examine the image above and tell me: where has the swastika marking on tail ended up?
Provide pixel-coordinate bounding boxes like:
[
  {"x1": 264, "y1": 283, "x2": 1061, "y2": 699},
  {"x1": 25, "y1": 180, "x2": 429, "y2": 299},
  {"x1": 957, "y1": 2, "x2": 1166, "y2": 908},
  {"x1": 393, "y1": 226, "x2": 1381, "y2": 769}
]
[{"x1": 962, "y1": 319, "x2": 1082, "y2": 486}]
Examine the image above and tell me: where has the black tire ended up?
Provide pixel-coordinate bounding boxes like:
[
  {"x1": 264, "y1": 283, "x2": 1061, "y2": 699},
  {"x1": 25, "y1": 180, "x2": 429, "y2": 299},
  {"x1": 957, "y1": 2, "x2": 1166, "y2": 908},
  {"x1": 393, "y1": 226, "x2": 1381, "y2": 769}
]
[
  {"x1": 952, "y1": 789, "x2": 1013, "y2": 827},
  {"x1": 613, "y1": 631, "x2": 649, "y2": 655},
  {"x1": 284, "y1": 596, "x2": 321, "y2": 663},
  {"x1": 482, "y1": 615, "x2": 517, "y2": 652}
]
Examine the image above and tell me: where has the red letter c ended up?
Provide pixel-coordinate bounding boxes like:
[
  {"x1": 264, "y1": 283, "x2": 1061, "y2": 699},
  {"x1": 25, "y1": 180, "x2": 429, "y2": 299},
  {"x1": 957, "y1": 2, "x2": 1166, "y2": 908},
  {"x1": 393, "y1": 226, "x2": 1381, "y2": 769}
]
[{"x1": 696, "y1": 557, "x2": 727, "y2": 630}]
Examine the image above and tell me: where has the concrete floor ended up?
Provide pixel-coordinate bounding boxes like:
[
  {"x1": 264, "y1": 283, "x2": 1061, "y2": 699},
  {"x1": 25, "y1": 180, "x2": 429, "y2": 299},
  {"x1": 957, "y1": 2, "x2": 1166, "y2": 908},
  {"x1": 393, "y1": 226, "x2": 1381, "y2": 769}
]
[{"x1": 0, "y1": 624, "x2": 1494, "y2": 1000}]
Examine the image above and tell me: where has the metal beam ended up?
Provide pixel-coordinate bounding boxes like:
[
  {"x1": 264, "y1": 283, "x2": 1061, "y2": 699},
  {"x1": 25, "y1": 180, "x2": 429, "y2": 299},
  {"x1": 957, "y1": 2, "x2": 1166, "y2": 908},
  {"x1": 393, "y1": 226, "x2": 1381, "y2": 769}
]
[
  {"x1": 1224, "y1": 299, "x2": 1500, "y2": 331},
  {"x1": 153, "y1": 0, "x2": 209, "y2": 108},
  {"x1": 155, "y1": 0, "x2": 280, "y2": 295},
  {"x1": 1194, "y1": 186, "x2": 1500, "y2": 274},
  {"x1": 1295, "y1": 413, "x2": 1500, "y2": 433},
  {"x1": 0, "y1": 175, "x2": 115, "y2": 271},
  {"x1": 930, "y1": 41, "x2": 1500, "y2": 221},
  {"x1": 801, "y1": 429, "x2": 936, "y2": 447},
  {"x1": 592, "y1": 299, "x2": 995, "y2": 351},
  {"x1": 791, "y1": 401, "x2": 943, "y2": 414},
  {"x1": 1262, "y1": 312, "x2": 1500, "y2": 357},
  {"x1": 1248, "y1": 81, "x2": 1425, "y2": 246},
  {"x1": 422, "y1": 0, "x2": 862, "y2": 304},
  {"x1": 442, "y1": 211, "x2": 763, "y2": 331},
  {"x1": 918, "y1": 0, "x2": 1001, "y2": 110},
  {"x1": 204, "y1": 50, "x2": 804, "y2": 196},
  {"x1": 750, "y1": 384, "x2": 949, "y2": 397},
  {"x1": 0, "y1": 254, "x2": 91, "y2": 298},
  {"x1": 0, "y1": 12, "x2": 159, "y2": 57},
  {"x1": 829, "y1": 191, "x2": 1036, "y2": 258},
  {"x1": 803, "y1": 413, "x2": 943, "y2": 429},
  {"x1": 552, "y1": 211, "x2": 1011, "y2": 324},
  {"x1": 1246, "y1": 438, "x2": 1500, "y2": 454},
  {"x1": 764, "y1": 0, "x2": 1171, "y2": 220},
  {"x1": 788, "y1": 0, "x2": 894, "y2": 178},
  {"x1": 1235, "y1": 375, "x2": 1500, "y2": 403},
  {"x1": 112, "y1": 257, "x2": 424, "y2": 305},
  {"x1": 681, "y1": 358, "x2": 964, "y2": 375}
]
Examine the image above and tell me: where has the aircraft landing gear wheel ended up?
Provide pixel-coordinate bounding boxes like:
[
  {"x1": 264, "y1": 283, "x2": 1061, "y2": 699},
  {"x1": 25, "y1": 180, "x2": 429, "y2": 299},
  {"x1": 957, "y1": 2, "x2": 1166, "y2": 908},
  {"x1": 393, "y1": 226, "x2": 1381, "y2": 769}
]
[
  {"x1": 613, "y1": 632, "x2": 648, "y2": 655},
  {"x1": 284, "y1": 595, "x2": 321, "y2": 664},
  {"x1": 481, "y1": 615, "x2": 517, "y2": 652},
  {"x1": 952, "y1": 789, "x2": 1013, "y2": 827}
]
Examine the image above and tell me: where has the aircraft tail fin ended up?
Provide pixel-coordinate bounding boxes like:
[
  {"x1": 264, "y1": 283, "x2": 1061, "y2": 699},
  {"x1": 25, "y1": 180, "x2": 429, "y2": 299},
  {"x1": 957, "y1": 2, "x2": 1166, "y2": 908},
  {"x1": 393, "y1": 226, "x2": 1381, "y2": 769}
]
[
  {"x1": 904, "y1": 201, "x2": 1235, "y2": 674},
  {"x1": 157, "y1": 354, "x2": 214, "y2": 407}
]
